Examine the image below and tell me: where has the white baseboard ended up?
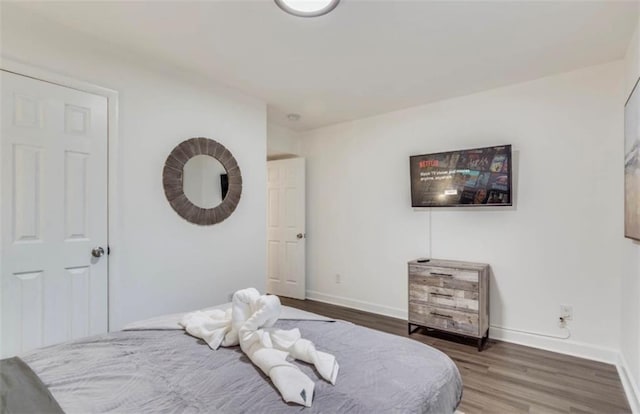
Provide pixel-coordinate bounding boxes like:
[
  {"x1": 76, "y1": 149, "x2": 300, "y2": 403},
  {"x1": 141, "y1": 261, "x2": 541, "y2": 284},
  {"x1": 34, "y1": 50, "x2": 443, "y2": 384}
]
[
  {"x1": 306, "y1": 290, "x2": 618, "y2": 362},
  {"x1": 617, "y1": 352, "x2": 640, "y2": 414},
  {"x1": 489, "y1": 326, "x2": 619, "y2": 365},
  {"x1": 306, "y1": 290, "x2": 408, "y2": 320}
]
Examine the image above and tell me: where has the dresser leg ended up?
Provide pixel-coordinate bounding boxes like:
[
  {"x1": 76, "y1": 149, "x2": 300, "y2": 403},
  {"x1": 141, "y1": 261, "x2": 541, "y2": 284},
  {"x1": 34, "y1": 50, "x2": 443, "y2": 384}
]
[{"x1": 477, "y1": 331, "x2": 489, "y2": 351}]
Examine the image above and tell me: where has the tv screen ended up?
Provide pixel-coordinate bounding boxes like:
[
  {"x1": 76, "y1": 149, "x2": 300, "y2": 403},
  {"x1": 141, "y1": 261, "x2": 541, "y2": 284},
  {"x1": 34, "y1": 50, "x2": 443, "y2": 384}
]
[{"x1": 410, "y1": 144, "x2": 512, "y2": 207}]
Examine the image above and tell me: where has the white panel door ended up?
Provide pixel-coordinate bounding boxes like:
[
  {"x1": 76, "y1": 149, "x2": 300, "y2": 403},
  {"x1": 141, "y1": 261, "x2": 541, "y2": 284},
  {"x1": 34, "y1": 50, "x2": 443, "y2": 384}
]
[
  {"x1": 1, "y1": 70, "x2": 108, "y2": 357},
  {"x1": 267, "y1": 158, "x2": 305, "y2": 299}
]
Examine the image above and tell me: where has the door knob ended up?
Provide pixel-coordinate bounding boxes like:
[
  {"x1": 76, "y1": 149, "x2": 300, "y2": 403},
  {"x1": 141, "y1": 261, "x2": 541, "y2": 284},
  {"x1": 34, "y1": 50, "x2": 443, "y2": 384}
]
[
  {"x1": 91, "y1": 247, "x2": 105, "y2": 258},
  {"x1": 296, "y1": 233, "x2": 305, "y2": 239}
]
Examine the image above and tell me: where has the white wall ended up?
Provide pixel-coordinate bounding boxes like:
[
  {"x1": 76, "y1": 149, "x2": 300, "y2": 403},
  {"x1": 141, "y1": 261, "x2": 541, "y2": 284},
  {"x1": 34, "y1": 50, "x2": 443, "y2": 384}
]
[
  {"x1": 267, "y1": 123, "x2": 301, "y2": 157},
  {"x1": 301, "y1": 61, "x2": 625, "y2": 360},
  {"x1": 621, "y1": 14, "x2": 640, "y2": 412},
  {"x1": 1, "y1": 6, "x2": 267, "y2": 329}
]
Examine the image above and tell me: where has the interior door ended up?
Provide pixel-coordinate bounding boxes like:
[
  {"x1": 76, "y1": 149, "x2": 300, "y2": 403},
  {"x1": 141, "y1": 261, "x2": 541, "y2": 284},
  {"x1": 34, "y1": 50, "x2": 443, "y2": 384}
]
[
  {"x1": 1, "y1": 70, "x2": 109, "y2": 357},
  {"x1": 267, "y1": 158, "x2": 306, "y2": 299}
]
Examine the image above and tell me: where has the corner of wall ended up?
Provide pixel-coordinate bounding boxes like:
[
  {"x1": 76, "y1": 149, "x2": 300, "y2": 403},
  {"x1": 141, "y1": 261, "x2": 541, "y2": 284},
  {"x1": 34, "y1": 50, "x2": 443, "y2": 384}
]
[
  {"x1": 267, "y1": 122, "x2": 302, "y2": 157},
  {"x1": 618, "y1": 351, "x2": 640, "y2": 414}
]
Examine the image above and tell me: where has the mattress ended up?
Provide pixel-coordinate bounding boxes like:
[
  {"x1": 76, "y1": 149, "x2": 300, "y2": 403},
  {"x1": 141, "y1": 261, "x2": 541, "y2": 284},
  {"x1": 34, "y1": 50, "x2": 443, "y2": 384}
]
[{"x1": 8, "y1": 308, "x2": 463, "y2": 413}]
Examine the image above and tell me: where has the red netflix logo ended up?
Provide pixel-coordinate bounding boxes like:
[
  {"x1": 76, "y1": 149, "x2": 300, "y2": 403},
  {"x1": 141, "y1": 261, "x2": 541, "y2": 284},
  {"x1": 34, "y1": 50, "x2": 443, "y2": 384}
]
[{"x1": 419, "y1": 160, "x2": 439, "y2": 168}]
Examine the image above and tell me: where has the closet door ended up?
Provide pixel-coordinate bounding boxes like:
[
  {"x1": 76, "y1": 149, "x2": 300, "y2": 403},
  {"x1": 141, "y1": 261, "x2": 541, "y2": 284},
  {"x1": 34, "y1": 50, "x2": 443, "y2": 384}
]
[{"x1": 1, "y1": 70, "x2": 108, "y2": 357}]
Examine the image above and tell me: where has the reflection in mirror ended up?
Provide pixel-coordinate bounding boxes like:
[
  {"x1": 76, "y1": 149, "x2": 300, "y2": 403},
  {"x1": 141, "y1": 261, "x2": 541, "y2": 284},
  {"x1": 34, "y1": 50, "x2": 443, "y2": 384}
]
[
  {"x1": 163, "y1": 137, "x2": 242, "y2": 225},
  {"x1": 182, "y1": 155, "x2": 228, "y2": 208}
]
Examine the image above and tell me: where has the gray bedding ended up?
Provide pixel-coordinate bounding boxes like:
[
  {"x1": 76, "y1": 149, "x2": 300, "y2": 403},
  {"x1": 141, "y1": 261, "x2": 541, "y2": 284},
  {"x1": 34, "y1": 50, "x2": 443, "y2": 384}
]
[{"x1": 19, "y1": 319, "x2": 462, "y2": 413}]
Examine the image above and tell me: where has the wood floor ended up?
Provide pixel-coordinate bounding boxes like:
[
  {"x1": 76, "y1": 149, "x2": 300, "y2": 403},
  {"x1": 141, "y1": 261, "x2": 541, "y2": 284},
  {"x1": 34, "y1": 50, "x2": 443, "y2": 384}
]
[{"x1": 280, "y1": 297, "x2": 631, "y2": 414}]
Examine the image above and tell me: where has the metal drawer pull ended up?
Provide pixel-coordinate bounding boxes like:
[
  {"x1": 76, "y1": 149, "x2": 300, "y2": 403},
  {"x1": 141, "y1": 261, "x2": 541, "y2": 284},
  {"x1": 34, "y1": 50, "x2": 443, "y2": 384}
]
[
  {"x1": 430, "y1": 312, "x2": 453, "y2": 319},
  {"x1": 431, "y1": 292, "x2": 453, "y2": 298},
  {"x1": 430, "y1": 272, "x2": 453, "y2": 277}
]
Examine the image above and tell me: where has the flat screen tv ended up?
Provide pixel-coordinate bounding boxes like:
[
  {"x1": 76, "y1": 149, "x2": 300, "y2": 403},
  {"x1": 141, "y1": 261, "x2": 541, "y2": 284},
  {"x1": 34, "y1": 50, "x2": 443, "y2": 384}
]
[{"x1": 410, "y1": 144, "x2": 512, "y2": 207}]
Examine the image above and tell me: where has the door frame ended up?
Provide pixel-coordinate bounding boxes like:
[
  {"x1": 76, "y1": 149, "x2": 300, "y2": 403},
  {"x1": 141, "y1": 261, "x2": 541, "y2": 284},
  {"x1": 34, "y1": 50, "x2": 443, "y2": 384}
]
[{"x1": 0, "y1": 57, "x2": 120, "y2": 331}]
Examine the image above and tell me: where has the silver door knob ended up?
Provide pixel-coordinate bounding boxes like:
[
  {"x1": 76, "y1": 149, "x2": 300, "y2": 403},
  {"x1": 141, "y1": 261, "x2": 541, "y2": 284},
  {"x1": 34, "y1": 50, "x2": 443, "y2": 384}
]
[
  {"x1": 91, "y1": 247, "x2": 105, "y2": 258},
  {"x1": 296, "y1": 233, "x2": 304, "y2": 239}
]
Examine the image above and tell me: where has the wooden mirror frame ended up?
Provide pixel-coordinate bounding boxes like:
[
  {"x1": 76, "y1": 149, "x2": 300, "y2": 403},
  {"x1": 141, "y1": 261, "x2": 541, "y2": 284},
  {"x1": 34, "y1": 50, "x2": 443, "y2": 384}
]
[{"x1": 163, "y1": 137, "x2": 242, "y2": 225}]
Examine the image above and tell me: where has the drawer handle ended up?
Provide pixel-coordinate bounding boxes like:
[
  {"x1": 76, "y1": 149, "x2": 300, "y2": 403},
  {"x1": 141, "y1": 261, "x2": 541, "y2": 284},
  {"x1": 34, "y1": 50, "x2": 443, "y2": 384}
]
[
  {"x1": 430, "y1": 272, "x2": 453, "y2": 277},
  {"x1": 430, "y1": 312, "x2": 453, "y2": 319},
  {"x1": 431, "y1": 292, "x2": 453, "y2": 298}
]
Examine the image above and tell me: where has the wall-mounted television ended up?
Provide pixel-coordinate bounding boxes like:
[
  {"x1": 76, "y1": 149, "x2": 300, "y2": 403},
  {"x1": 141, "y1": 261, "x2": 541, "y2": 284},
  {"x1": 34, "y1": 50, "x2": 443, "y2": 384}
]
[{"x1": 410, "y1": 144, "x2": 512, "y2": 207}]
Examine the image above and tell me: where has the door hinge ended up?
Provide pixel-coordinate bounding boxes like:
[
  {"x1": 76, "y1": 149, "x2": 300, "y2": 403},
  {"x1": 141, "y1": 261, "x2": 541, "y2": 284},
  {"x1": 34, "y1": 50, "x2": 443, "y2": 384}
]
[{"x1": 107, "y1": 246, "x2": 111, "y2": 255}]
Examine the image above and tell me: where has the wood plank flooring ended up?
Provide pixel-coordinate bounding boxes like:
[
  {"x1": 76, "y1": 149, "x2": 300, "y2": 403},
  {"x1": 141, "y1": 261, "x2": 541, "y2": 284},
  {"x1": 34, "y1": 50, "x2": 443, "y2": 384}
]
[{"x1": 280, "y1": 297, "x2": 631, "y2": 414}]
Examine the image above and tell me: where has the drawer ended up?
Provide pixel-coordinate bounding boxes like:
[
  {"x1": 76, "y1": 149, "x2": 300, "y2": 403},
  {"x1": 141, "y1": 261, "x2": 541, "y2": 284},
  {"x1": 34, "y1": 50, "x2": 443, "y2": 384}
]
[
  {"x1": 409, "y1": 284, "x2": 478, "y2": 312},
  {"x1": 409, "y1": 272, "x2": 478, "y2": 292},
  {"x1": 409, "y1": 265, "x2": 479, "y2": 282},
  {"x1": 409, "y1": 303, "x2": 480, "y2": 337}
]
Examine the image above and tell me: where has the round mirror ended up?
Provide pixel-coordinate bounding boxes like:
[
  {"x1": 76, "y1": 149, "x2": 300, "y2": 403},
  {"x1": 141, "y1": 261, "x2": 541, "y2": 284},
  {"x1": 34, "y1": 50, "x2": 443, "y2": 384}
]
[
  {"x1": 182, "y1": 155, "x2": 228, "y2": 208},
  {"x1": 163, "y1": 137, "x2": 242, "y2": 225}
]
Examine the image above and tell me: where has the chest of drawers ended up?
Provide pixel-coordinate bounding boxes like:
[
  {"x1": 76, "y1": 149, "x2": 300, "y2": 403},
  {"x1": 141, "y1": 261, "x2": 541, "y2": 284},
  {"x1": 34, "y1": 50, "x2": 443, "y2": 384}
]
[{"x1": 408, "y1": 259, "x2": 490, "y2": 350}]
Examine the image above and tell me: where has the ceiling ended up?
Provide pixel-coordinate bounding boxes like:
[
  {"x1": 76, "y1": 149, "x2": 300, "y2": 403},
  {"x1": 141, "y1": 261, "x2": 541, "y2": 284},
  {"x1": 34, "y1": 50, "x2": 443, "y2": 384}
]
[{"x1": 6, "y1": 1, "x2": 639, "y2": 131}]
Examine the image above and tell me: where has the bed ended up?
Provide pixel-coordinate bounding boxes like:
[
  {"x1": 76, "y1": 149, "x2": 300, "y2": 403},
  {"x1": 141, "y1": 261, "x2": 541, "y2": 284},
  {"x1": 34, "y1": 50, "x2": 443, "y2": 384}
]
[{"x1": 1, "y1": 305, "x2": 462, "y2": 413}]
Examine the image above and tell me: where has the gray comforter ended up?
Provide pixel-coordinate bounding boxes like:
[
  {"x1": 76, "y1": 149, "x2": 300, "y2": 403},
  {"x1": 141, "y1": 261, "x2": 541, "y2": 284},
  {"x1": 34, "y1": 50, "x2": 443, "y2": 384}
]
[{"x1": 20, "y1": 319, "x2": 462, "y2": 413}]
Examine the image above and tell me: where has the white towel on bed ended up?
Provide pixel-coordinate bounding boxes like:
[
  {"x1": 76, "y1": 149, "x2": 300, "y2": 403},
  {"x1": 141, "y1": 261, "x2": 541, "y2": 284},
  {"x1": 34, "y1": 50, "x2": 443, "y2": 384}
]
[{"x1": 179, "y1": 288, "x2": 339, "y2": 407}]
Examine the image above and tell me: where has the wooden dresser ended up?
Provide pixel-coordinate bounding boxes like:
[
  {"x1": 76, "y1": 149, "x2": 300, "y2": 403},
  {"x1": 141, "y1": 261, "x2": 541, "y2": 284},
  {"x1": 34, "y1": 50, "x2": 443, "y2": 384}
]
[{"x1": 408, "y1": 259, "x2": 490, "y2": 350}]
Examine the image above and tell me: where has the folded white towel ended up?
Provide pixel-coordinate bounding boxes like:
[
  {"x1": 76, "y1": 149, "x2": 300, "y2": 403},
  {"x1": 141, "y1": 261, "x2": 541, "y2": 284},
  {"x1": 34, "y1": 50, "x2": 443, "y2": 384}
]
[
  {"x1": 180, "y1": 309, "x2": 231, "y2": 350},
  {"x1": 179, "y1": 288, "x2": 339, "y2": 407},
  {"x1": 235, "y1": 291, "x2": 317, "y2": 407},
  {"x1": 286, "y1": 337, "x2": 339, "y2": 385}
]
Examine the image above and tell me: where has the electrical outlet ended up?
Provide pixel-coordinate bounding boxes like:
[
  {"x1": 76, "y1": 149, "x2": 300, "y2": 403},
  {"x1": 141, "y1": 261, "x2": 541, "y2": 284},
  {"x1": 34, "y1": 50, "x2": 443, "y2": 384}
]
[
  {"x1": 560, "y1": 304, "x2": 573, "y2": 320},
  {"x1": 335, "y1": 274, "x2": 341, "y2": 284}
]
